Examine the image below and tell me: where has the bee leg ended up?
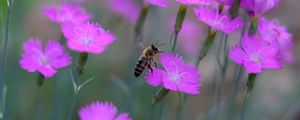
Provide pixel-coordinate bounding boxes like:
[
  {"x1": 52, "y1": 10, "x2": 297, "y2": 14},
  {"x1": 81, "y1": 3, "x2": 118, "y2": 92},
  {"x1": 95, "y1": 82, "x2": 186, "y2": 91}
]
[
  {"x1": 148, "y1": 61, "x2": 154, "y2": 73},
  {"x1": 152, "y1": 60, "x2": 158, "y2": 68}
]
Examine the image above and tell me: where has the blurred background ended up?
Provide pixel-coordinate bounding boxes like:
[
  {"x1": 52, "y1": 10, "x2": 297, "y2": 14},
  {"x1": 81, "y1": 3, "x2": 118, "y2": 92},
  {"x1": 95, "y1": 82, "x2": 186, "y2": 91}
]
[{"x1": 0, "y1": 0, "x2": 300, "y2": 120}]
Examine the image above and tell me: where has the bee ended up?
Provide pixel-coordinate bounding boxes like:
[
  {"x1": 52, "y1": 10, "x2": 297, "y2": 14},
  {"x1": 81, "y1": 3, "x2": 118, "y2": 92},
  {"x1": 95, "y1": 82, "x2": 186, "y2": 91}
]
[{"x1": 134, "y1": 44, "x2": 162, "y2": 77}]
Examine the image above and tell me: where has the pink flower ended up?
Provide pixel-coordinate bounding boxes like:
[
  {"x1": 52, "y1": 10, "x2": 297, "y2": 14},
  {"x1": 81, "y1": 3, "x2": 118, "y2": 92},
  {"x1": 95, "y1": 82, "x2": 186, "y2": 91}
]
[
  {"x1": 215, "y1": 0, "x2": 234, "y2": 6},
  {"x1": 145, "y1": 52, "x2": 201, "y2": 94},
  {"x1": 61, "y1": 22, "x2": 116, "y2": 54},
  {"x1": 258, "y1": 17, "x2": 293, "y2": 63},
  {"x1": 145, "y1": 0, "x2": 170, "y2": 7},
  {"x1": 229, "y1": 35, "x2": 282, "y2": 73},
  {"x1": 20, "y1": 39, "x2": 72, "y2": 78},
  {"x1": 79, "y1": 101, "x2": 132, "y2": 120},
  {"x1": 43, "y1": 3, "x2": 91, "y2": 24},
  {"x1": 108, "y1": 0, "x2": 139, "y2": 23},
  {"x1": 178, "y1": 20, "x2": 203, "y2": 55},
  {"x1": 193, "y1": 7, "x2": 243, "y2": 34},
  {"x1": 176, "y1": 0, "x2": 212, "y2": 5},
  {"x1": 241, "y1": 0, "x2": 280, "y2": 16}
]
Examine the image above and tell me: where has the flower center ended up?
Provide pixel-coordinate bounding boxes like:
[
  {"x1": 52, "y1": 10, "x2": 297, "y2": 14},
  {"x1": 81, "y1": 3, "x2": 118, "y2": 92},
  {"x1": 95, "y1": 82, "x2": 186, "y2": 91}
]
[
  {"x1": 168, "y1": 72, "x2": 182, "y2": 82},
  {"x1": 250, "y1": 54, "x2": 261, "y2": 63},
  {"x1": 81, "y1": 36, "x2": 92, "y2": 45},
  {"x1": 40, "y1": 55, "x2": 49, "y2": 65}
]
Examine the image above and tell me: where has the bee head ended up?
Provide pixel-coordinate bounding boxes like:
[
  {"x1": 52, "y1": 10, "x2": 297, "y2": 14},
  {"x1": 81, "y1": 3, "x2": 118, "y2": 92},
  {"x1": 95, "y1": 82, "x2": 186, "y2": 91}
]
[{"x1": 151, "y1": 44, "x2": 160, "y2": 53}]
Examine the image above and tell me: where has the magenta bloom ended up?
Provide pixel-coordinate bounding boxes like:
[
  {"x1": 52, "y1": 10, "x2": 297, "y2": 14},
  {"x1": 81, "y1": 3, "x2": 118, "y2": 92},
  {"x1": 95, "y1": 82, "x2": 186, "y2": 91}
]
[
  {"x1": 43, "y1": 3, "x2": 91, "y2": 24},
  {"x1": 193, "y1": 7, "x2": 243, "y2": 34},
  {"x1": 229, "y1": 35, "x2": 282, "y2": 73},
  {"x1": 176, "y1": 0, "x2": 212, "y2": 5},
  {"x1": 20, "y1": 39, "x2": 72, "y2": 78},
  {"x1": 178, "y1": 20, "x2": 203, "y2": 55},
  {"x1": 145, "y1": 52, "x2": 201, "y2": 94},
  {"x1": 145, "y1": 0, "x2": 170, "y2": 7},
  {"x1": 258, "y1": 17, "x2": 293, "y2": 63},
  {"x1": 79, "y1": 101, "x2": 132, "y2": 120},
  {"x1": 241, "y1": 0, "x2": 280, "y2": 16},
  {"x1": 108, "y1": 0, "x2": 139, "y2": 23},
  {"x1": 215, "y1": 0, "x2": 234, "y2": 6},
  {"x1": 62, "y1": 22, "x2": 116, "y2": 54}
]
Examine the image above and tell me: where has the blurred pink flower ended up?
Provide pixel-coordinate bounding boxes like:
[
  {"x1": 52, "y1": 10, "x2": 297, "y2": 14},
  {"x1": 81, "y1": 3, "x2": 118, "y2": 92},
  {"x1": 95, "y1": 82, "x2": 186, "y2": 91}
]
[
  {"x1": 145, "y1": 0, "x2": 170, "y2": 7},
  {"x1": 193, "y1": 7, "x2": 243, "y2": 34},
  {"x1": 62, "y1": 22, "x2": 116, "y2": 54},
  {"x1": 241, "y1": 0, "x2": 280, "y2": 16},
  {"x1": 215, "y1": 0, "x2": 234, "y2": 6},
  {"x1": 145, "y1": 52, "x2": 201, "y2": 94},
  {"x1": 20, "y1": 39, "x2": 72, "y2": 78},
  {"x1": 178, "y1": 20, "x2": 203, "y2": 55},
  {"x1": 176, "y1": 0, "x2": 212, "y2": 5},
  {"x1": 258, "y1": 17, "x2": 294, "y2": 63},
  {"x1": 43, "y1": 3, "x2": 91, "y2": 24},
  {"x1": 108, "y1": 0, "x2": 139, "y2": 23},
  {"x1": 229, "y1": 35, "x2": 282, "y2": 73},
  {"x1": 79, "y1": 101, "x2": 132, "y2": 120}
]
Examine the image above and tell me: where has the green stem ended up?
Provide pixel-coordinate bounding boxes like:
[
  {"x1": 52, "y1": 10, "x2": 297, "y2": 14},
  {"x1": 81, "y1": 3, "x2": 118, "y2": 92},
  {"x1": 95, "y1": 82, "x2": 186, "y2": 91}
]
[
  {"x1": 77, "y1": 52, "x2": 89, "y2": 76},
  {"x1": 35, "y1": 74, "x2": 45, "y2": 120},
  {"x1": 196, "y1": 29, "x2": 217, "y2": 66},
  {"x1": 0, "y1": 5, "x2": 10, "y2": 119},
  {"x1": 249, "y1": 17, "x2": 258, "y2": 35},
  {"x1": 134, "y1": 4, "x2": 149, "y2": 43},
  {"x1": 229, "y1": 0, "x2": 241, "y2": 18},
  {"x1": 171, "y1": 4, "x2": 188, "y2": 52},
  {"x1": 152, "y1": 87, "x2": 170, "y2": 105},
  {"x1": 240, "y1": 73, "x2": 257, "y2": 120}
]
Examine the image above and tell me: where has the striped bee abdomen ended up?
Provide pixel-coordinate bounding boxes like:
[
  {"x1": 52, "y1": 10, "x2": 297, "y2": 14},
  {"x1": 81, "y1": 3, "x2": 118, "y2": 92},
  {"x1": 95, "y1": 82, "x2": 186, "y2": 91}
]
[{"x1": 134, "y1": 56, "x2": 149, "y2": 77}]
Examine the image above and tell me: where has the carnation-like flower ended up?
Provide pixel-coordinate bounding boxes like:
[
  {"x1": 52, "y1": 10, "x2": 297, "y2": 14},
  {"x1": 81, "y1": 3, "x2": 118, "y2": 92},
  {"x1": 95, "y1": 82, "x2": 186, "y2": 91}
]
[
  {"x1": 62, "y1": 22, "x2": 116, "y2": 54},
  {"x1": 258, "y1": 17, "x2": 293, "y2": 63},
  {"x1": 145, "y1": 0, "x2": 170, "y2": 7},
  {"x1": 145, "y1": 52, "x2": 201, "y2": 94},
  {"x1": 108, "y1": 0, "x2": 139, "y2": 23},
  {"x1": 43, "y1": 3, "x2": 91, "y2": 24},
  {"x1": 193, "y1": 7, "x2": 243, "y2": 34},
  {"x1": 241, "y1": 0, "x2": 280, "y2": 16},
  {"x1": 176, "y1": 0, "x2": 212, "y2": 5},
  {"x1": 20, "y1": 39, "x2": 72, "y2": 78},
  {"x1": 178, "y1": 20, "x2": 203, "y2": 55},
  {"x1": 229, "y1": 35, "x2": 282, "y2": 73},
  {"x1": 79, "y1": 101, "x2": 132, "y2": 120}
]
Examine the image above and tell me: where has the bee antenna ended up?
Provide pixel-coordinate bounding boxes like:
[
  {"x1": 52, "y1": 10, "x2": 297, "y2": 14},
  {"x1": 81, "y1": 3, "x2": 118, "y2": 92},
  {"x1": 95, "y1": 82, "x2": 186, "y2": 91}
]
[{"x1": 157, "y1": 43, "x2": 166, "y2": 47}]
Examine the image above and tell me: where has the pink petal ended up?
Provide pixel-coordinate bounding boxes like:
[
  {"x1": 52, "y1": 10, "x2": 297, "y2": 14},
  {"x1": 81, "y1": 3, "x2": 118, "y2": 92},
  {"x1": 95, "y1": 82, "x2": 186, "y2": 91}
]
[
  {"x1": 145, "y1": 68, "x2": 165, "y2": 86},
  {"x1": 45, "y1": 40, "x2": 72, "y2": 68},
  {"x1": 260, "y1": 59, "x2": 282, "y2": 69},
  {"x1": 115, "y1": 113, "x2": 132, "y2": 120},
  {"x1": 229, "y1": 46, "x2": 246, "y2": 64},
  {"x1": 39, "y1": 65, "x2": 57, "y2": 78},
  {"x1": 244, "y1": 60, "x2": 262, "y2": 73},
  {"x1": 20, "y1": 39, "x2": 43, "y2": 73}
]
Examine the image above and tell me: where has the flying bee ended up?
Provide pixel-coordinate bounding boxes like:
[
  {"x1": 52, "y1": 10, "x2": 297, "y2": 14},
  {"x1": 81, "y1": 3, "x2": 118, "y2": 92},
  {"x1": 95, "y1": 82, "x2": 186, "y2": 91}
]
[{"x1": 134, "y1": 44, "x2": 164, "y2": 77}]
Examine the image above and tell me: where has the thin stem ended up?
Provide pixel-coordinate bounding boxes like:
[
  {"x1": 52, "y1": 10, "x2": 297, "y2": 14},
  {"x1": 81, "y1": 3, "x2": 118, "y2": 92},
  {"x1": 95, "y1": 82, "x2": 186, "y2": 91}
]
[
  {"x1": 0, "y1": 5, "x2": 10, "y2": 118},
  {"x1": 35, "y1": 74, "x2": 45, "y2": 120},
  {"x1": 152, "y1": 87, "x2": 170, "y2": 106},
  {"x1": 248, "y1": 17, "x2": 258, "y2": 35},
  {"x1": 67, "y1": 93, "x2": 78, "y2": 120},
  {"x1": 68, "y1": 52, "x2": 88, "y2": 120},
  {"x1": 240, "y1": 73, "x2": 257, "y2": 120},
  {"x1": 229, "y1": 0, "x2": 241, "y2": 18},
  {"x1": 196, "y1": 29, "x2": 217, "y2": 66},
  {"x1": 134, "y1": 4, "x2": 149, "y2": 43},
  {"x1": 77, "y1": 52, "x2": 89, "y2": 76},
  {"x1": 171, "y1": 4, "x2": 188, "y2": 52}
]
